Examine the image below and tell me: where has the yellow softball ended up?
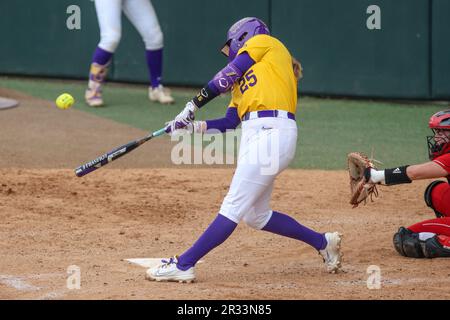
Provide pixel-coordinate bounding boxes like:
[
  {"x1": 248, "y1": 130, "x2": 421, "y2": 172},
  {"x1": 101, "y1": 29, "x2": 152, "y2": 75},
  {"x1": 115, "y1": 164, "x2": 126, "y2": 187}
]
[{"x1": 56, "y1": 93, "x2": 75, "y2": 109}]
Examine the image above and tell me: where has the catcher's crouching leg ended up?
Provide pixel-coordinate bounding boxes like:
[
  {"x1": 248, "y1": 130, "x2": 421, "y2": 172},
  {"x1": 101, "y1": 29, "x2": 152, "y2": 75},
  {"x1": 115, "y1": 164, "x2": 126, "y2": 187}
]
[{"x1": 393, "y1": 227, "x2": 425, "y2": 258}]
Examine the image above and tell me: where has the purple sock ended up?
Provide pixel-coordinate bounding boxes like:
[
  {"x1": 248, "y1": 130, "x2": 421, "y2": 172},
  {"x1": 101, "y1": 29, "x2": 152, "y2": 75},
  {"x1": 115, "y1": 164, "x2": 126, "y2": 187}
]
[
  {"x1": 177, "y1": 214, "x2": 237, "y2": 271},
  {"x1": 92, "y1": 46, "x2": 113, "y2": 65},
  {"x1": 146, "y1": 49, "x2": 163, "y2": 88},
  {"x1": 262, "y1": 211, "x2": 327, "y2": 250}
]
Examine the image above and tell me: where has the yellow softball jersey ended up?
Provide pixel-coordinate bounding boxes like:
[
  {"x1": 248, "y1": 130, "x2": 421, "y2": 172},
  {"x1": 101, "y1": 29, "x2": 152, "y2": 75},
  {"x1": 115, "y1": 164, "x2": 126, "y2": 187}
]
[{"x1": 229, "y1": 34, "x2": 298, "y2": 119}]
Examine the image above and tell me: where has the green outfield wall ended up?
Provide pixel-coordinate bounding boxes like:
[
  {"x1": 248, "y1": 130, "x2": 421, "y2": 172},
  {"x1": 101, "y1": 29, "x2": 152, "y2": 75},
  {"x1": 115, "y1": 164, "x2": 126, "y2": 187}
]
[
  {"x1": 0, "y1": 0, "x2": 448, "y2": 99},
  {"x1": 431, "y1": 0, "x2": 450, "y2": 99}
]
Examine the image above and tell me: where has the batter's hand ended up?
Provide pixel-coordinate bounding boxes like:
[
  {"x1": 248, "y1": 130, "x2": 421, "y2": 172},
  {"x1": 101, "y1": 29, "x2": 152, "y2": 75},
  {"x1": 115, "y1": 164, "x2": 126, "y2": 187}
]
[
  {"x1": 167, "y1": 101, "x2": 198, "y2": 133},
  {"x1": 170, "y1": 121, "x2": 207, "y2": 136}
]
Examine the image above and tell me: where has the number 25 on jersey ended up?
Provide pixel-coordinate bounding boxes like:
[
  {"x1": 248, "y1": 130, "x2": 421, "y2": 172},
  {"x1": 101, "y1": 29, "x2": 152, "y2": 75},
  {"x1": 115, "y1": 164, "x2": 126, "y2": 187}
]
[{"x1": 239, "y1": 69, "x2": 257, "y2": 94}]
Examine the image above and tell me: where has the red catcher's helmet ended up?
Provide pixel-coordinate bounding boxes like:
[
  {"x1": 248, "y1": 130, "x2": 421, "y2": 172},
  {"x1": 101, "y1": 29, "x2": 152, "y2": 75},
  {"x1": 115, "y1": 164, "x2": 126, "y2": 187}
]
[{"x1": 427, "y1": 110, "x2": 450, "y2": 160}]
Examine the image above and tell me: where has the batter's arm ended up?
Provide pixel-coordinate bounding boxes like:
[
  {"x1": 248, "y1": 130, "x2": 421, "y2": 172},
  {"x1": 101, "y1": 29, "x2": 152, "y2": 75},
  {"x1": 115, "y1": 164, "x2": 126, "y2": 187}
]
[
  {"x1": 168, "y1": 54, "x2": 253, "y2": 133},
  {"x1": 177, "y1": 107, "x2": 241, "y2": 135},
  {"x1": 191, "y1": 53, "x2": 255, "y2": 109},
  {"x1": 205, "y1": 107, "x2": 241, "y2": 132}
]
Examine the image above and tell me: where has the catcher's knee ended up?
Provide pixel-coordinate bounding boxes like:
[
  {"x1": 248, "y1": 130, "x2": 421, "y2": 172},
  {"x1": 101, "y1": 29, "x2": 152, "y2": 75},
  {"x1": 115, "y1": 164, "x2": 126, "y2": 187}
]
[
  {"x1": 424, "y1": 180, "x2": 446, "y2": 218},
  {"x1": 393, "y1": 227, "x2": 425, "y2": 258}
]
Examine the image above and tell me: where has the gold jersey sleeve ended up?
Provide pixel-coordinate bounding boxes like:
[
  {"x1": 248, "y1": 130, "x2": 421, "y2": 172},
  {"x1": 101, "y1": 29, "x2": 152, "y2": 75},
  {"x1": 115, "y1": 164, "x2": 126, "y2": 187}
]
[{"x1": 229, "y1": 34, "x2": 298, "y2": 119}]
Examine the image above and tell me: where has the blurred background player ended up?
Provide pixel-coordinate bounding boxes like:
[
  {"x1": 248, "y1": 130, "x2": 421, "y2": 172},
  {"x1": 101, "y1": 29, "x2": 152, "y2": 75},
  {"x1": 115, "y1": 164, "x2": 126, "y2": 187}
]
[
  {"x1": 145, "y1": 17, "x2": 343, "y2": 283},
  {"x1": 85, "y1": 0, "x2": 174, "y2": 107},
  {"x1": 365, "y1": 110, "x2": 450, "y2": 258}
]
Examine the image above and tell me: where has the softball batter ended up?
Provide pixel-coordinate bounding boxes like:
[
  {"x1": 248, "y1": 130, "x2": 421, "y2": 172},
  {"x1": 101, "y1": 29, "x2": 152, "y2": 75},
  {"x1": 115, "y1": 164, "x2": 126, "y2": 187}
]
[
  {"x1": 85, "y1": 0, "x2": 174, "y2": 107},
  {"x1": 146, "y1": 17, "x2": 343, "y2": 283}
]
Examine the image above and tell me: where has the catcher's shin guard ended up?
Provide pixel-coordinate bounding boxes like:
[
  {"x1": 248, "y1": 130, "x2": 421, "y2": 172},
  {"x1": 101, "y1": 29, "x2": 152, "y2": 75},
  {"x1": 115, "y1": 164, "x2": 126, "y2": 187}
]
[
  {"x1": 423, "y1": 235, "x2": 450, "y2": 258},
  {"x1": 424, "y1": 180, "x2": 446, "y2": 218},
  {"x1": 393, "y1": 227, "x2": 408, "y2": 256},
  {"x1": 393, "y1": 227, "x2": 425, "y2": 258}
]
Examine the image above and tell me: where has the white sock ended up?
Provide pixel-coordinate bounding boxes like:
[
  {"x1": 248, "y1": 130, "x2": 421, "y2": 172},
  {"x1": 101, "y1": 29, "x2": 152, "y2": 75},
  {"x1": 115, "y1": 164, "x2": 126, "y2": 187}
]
[
  {"x1": 370, "y1": 169, "x2": 385, "y2": 184},
  {"x1": 419, "y1": 232, "x2": 435, "y2": 241}
]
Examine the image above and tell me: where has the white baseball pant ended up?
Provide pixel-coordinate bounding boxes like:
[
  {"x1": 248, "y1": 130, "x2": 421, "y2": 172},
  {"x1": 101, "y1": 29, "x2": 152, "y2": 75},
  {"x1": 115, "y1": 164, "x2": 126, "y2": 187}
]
[
  {"x1": 94, "y1": 0, "x2": 163, "y2": 52},
  {"x1": 219, "y1": 116, "x2": 298, "y2": 229}
]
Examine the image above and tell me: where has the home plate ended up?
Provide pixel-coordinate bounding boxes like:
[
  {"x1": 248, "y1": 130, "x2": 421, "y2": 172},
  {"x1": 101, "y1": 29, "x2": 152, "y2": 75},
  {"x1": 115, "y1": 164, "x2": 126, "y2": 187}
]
[
  {"x1": 125, "y1": 258, "x2": 203, "y2": 268},
  {"x1": 0, "y1": 97, "x2": 19, "y2": 110}
]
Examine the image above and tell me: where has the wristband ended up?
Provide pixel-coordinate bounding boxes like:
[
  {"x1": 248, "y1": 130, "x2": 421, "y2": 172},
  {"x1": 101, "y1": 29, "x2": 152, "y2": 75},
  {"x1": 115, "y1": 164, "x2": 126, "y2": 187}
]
[
  {"x1": 192, "y1": 85, "x2": 218, "y2": 108},
  {"x1": 368, "y1": 168, "x2": 385, "y2": 184},
  {"x1": 384, "y1": 166, "x2": 412, "y2": 185}
]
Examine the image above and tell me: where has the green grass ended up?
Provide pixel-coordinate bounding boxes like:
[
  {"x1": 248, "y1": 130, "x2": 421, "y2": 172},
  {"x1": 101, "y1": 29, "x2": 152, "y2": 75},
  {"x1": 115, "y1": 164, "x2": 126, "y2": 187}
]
[{"x1": 0, "y1": 76, "x2": 444, "y2": 169}]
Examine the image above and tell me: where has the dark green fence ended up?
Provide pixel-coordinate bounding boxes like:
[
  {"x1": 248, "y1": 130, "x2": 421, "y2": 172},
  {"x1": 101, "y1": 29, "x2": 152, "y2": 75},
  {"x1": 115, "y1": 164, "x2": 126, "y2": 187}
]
[
  {"x1": 0, "y1": 1, "x2": 98, "y2": 78},
  {"x1": 0, "y1": 0, "x2": 448, "y2": 99},
  {"x1": 432, "y1": 0, "x2": 450, "y2": 99},
  {"x1": 273, "y1": 0, "x2": 430, "y2": 99}
]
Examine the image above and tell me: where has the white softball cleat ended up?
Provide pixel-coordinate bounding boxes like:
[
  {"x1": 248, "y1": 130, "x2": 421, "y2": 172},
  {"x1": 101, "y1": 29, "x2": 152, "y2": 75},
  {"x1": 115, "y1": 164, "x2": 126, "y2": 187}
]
[
  {"x1": 319, "y1": 232, "x2": 343, "y2": 274},
  {"x1": 85, "y1": 86, "x2": 104, "y2": 107},
  {"x1": 149, "y1": 85, "x2": 175, "y2": 105},
  {"x1": 145, "y1": 256, "x2": 195, "y2": 283},
  {"x1": 85, "y1": 62, "x2": 108, "y2": 107}
]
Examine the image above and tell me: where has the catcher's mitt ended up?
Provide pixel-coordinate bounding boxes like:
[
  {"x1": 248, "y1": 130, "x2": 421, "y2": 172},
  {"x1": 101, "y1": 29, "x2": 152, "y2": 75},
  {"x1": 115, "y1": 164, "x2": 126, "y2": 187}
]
[{"x1": 347, "y1": 152, "x2": 379, "y2": 208}]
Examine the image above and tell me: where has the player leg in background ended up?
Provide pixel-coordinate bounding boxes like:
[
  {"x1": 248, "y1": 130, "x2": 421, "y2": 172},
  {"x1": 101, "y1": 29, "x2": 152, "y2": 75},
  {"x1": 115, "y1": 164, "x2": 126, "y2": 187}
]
[
  {"x1": 85, "y1": 0, "x2": 123, "y2": 107},
  {"x1": 123, "y1": 0, "x2": 174, "y2": 104}
]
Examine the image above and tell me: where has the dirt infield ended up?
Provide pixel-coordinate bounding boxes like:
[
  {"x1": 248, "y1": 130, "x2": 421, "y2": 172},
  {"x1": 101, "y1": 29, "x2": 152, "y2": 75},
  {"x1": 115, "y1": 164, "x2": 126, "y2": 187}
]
[
  {"x1": 1, "y1": 168, "x2": 449, "y2": 300},
  {"x1": 1, "y1": 88, "x2": 450, "y2": 300},
  {"x1": 0, "y1": 87, "x2": 173, "y2": 169}
]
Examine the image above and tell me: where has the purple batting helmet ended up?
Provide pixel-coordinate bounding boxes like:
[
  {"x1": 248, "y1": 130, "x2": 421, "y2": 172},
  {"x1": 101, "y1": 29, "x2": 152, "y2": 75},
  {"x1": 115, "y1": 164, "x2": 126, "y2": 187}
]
[{"x1": 220, "y1": 17, "x2": 270, "y2": 62}]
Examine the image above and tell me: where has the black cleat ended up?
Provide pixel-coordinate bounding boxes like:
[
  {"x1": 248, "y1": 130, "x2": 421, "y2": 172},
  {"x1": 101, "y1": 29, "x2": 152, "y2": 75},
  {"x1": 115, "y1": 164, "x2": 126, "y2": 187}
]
[
  {"x1": 393, "y1": 227, "x2": 410, "y2": 257},
  {"x1": 423, "y1": 236, "x2": 450, "y2": 258},
  {"x1": 393, "y1": 227, "x2": 425, "y2": 258}
]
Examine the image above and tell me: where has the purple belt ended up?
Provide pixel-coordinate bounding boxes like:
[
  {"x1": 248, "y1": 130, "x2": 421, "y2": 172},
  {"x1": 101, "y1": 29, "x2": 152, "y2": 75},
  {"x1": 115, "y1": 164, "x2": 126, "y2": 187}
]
[{"x1": 242, "y1": 110, "x2": 296, "y2": 121}]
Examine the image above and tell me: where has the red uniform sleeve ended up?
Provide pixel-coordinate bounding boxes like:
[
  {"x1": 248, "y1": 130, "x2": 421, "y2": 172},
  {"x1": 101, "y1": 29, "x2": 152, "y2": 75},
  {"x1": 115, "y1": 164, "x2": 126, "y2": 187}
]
[{"x1": 433, "y1": 153, "x2": 450, "y2": 175}]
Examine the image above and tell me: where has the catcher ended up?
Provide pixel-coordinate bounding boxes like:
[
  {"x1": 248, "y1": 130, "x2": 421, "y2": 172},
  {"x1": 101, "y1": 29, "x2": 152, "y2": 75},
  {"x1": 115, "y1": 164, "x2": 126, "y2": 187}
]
[{"x1": 349, "y1": 109, "x2": 450, "y2": 259}]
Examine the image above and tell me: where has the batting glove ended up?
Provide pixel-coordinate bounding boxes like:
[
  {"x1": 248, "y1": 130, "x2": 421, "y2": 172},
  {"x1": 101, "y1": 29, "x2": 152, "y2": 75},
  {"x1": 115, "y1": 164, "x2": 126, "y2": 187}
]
[
  {"x1": 170, "y1": 121, "x2": 207, "y2": 136},
  {"x1": 167, "y1": 100, "x2": 198, "y2": 133}
]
